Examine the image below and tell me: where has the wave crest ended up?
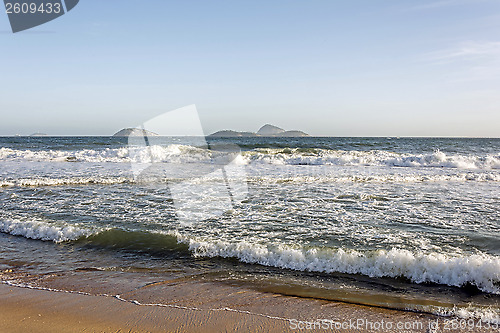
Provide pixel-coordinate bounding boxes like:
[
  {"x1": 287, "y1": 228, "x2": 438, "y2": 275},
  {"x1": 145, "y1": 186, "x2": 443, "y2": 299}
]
[
  {"x1": 244, "y1": 149, "x2": 500, "y2": 169},
  {"x1": 1, "y1": 223, "x2": 499, "y2": 295},
  {"x1": 185, "y1": 239, "x2": 500, "y2": 294},
  {"x1": 0, "y1": 219, "x2": 93, "y2": 243},
  {"x1": 2, "y1": 146, "x2": 500, "y2": 170}
]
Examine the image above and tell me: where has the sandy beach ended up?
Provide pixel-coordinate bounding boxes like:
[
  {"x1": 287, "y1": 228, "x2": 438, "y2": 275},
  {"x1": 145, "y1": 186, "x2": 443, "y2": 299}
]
[
  {"x1": 2, "y1": 280, "x2": 498, "y2": 333},
  {"x1": 0, "y1": 283, "x2": 293, "y2": 333}
]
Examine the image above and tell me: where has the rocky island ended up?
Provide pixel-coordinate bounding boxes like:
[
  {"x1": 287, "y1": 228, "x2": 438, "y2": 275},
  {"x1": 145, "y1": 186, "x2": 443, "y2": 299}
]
[
  {"x1": 209, "y1": 124, "x2": 309, "y2": 137},
  {"x1": 113, "y1": 125, "x2": 308, "y2": 137},
  {"x1": 112, "y1": 128, "x2": 159, "y2": 137}
]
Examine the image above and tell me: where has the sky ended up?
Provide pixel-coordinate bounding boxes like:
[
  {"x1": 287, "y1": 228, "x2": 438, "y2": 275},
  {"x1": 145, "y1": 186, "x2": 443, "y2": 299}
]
[{"x1": 1, "y1": 0, "x2": 500, "y2": 137}]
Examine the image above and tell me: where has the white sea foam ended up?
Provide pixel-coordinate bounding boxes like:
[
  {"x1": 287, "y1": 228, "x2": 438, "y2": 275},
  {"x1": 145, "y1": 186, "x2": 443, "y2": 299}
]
[
  {"x1": 0, "y1": 145, "x2": 227, "y2": 165},
  {"x1": 0, "y1": 219, "x2": 92, "y2": 243},
  {"x1": 183, "y1": 238, "x2": 500, "y2": 294},
  {"x1": 252, "y1": 172, "x2": 500, "y2": 183},
  {"x1": 0, "y1": 172, "x2": 499, "y2": 188},
  {"x1": 0, "y1": 147, "x2": 130, "y2": 163},
  {"x1": 0, "y1": 177, "x2": 133, "y2": 187},
  {"x1": 442, "y1": 305, "x2": 499, "y2": 324},
  {"x1": 244, "y1": 149, "x2": 500, "y2": 170},
  {"x1": 2, "y1": 146, "x2": 500, "y2": 170},
  {"x1": 0, "y1": 180, "x2": 15, "y2": 187}
]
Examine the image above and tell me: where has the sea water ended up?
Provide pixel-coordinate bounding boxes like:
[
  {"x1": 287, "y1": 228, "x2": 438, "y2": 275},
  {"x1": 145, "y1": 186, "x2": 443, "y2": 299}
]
[{"x1": 0, "y1": 136, "x2": 499, "y2": 322}]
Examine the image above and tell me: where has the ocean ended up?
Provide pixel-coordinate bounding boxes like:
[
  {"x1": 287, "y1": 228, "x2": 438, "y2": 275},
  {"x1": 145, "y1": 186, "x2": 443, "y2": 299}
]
[{"x1": 0, "y1": 136, "x2": 499, "y2": 323}]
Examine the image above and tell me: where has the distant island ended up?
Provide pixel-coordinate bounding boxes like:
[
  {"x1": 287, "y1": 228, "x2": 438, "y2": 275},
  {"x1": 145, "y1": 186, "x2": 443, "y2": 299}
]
[
  {"x1": 113, "y1": 128, "x2": 159, "y2": 137},
  {"x1": 209, "y1": 124, "x2": 309, "y2": 137},
  {"x1": 112, "y1": 124, "x2": 309, "y2": 137}
]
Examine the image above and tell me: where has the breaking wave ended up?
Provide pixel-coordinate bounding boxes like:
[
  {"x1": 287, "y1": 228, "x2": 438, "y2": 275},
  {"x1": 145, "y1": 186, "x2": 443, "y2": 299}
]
[
  {"x1": 0, "y1": 147, "x2": 130, "y2": 163},
  {"x1": 1, "y1": 146, "x2": 499, "y2": 170},
  {"x1": 244, "y1": 148, "x2": 500, "y2": 169},
  {"x1": 185, "y1": 238, "x2": 500, "y2": 295},
  {"x1": 0, "y1": 219, "x2": 94, "y2": 243},
  {"x1": 2, "y1": 223, "x2": 498, "y2": 296}
]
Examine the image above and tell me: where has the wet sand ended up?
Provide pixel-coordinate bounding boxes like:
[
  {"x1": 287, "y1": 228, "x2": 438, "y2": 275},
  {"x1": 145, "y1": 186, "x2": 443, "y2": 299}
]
[
  {"x1": 1, "y1": 281, "x2": 497, "y2": 332},
  {"x1": 0, "y1": 283, "x2": 292, "y2": 333}
]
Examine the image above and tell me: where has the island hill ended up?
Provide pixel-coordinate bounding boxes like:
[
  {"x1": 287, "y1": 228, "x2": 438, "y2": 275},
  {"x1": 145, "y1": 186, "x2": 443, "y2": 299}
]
[
  {"x1": 113, "y1": 128, "x2": 160, "y2": 137},
  {"x1": 113, "y1": 125, "x2": 309, "y2": 137},
  {"x1": 209, "y1": 124, "x2": 309, "y2": 137}
]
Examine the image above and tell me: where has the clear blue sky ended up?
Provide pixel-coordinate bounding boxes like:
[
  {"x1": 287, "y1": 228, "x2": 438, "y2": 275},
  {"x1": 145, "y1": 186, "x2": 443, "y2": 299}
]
[{"x1": 1, "y1": 0, "x2": 500, "y2": 136}]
